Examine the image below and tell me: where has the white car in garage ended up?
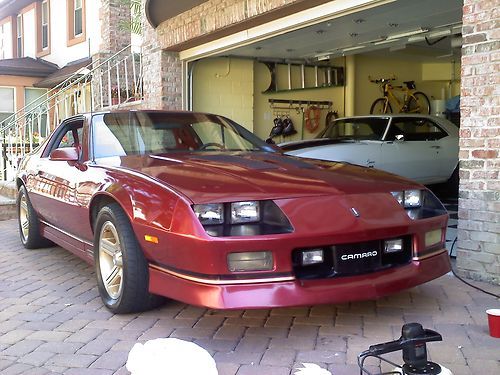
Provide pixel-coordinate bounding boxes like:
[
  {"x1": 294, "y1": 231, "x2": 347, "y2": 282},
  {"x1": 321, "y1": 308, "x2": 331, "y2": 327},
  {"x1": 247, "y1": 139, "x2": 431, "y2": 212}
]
[{"x1": 279, "y1": 114, "x2": 459, "y2": 186}]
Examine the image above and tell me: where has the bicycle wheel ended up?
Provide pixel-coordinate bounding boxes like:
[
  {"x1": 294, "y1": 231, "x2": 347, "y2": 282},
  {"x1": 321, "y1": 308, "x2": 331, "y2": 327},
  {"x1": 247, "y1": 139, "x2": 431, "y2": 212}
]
[
  {"x1": 407, "y1": 92, "x2": 431, "y2": 114},
  {"x1": 370, "y1": 98, "x2": 392, "y2": 114}
]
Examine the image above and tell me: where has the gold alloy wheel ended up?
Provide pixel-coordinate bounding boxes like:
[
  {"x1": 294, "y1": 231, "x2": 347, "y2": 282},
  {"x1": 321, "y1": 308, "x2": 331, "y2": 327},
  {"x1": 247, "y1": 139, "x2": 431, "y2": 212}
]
[
  {"x1": 19, "y1": 193, "x2": 29, "y2": 241},
  {"x1": 99, "y1": 221, "x2": 124, "y2": 300}
]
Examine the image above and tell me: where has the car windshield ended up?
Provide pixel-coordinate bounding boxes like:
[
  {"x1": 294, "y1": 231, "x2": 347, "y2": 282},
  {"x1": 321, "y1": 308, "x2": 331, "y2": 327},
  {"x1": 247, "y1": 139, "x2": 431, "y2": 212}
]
[
  {"x1": 92, "y1": 112, "x2": 270, "y2": 159},
  {"x1": 317, "y1": 118, "x2": 389, "y2": 141}
]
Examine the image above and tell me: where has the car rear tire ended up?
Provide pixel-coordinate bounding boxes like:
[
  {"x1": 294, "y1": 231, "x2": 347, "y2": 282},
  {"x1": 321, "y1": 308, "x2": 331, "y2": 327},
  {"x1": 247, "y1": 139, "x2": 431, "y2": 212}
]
[
  {"x1": 370, "y1": 98, "x2": 392, "y2": 114},
  {"x1": 94, "y1": 203, "x2": 164, "y2": 314},
  {"x1": 17, "y1": 185, "x2": 52, "y2": 249}
]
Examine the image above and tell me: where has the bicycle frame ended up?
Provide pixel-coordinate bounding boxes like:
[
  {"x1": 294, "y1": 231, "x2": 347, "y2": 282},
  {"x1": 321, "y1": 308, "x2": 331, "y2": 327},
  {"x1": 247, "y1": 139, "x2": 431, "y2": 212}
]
[{"x1": 383, "y1": 83, "x2": 413, "y2": 112}]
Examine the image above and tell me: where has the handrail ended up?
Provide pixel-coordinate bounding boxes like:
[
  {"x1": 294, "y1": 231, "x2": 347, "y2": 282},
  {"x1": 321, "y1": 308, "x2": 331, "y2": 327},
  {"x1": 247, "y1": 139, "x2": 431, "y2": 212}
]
[
  {"x1": 0, "y1": 45, "x2": 143, "y2": 181},
  {"x1": 0, "y1": 44, "x2": 135, "y2": 133}
]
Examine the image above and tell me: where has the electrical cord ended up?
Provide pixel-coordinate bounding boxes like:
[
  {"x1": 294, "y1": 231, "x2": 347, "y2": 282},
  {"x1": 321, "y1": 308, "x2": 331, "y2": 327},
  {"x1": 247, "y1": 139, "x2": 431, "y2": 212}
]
[{"x1": 449, "y1": 236, "x2": 500, "y2": 299}]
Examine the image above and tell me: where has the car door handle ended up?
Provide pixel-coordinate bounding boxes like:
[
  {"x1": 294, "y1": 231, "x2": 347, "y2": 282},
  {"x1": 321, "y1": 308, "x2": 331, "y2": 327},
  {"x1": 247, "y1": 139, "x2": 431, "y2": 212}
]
[{"x1": 430, "y1": 145, "x2": 441, "y2": 149}]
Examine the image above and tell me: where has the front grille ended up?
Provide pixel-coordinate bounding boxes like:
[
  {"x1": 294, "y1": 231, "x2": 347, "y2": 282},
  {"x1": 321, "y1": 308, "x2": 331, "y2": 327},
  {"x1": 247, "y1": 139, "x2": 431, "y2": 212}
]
[{"x1": 292, "y1": 237, "x2": 412, "y2": 280}]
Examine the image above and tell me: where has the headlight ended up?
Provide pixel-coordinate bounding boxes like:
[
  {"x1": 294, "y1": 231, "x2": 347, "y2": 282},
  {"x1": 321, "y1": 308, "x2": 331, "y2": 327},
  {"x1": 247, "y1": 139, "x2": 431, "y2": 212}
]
[
  {"x1": 391, "y1": 189, "x2": 422, "y2": 208},
  {"x1": 231, "y1": 201, "x2": 260, "y2": 224},
  {"x1": 391, "y1": 190, "x2": 447, "y2": 220},
  {"x1": 193, "y1": 200, "x2": 293, "y2": 237},
  {"x1": 193, "y1": 203, "x2": 224, "y2": 224}
]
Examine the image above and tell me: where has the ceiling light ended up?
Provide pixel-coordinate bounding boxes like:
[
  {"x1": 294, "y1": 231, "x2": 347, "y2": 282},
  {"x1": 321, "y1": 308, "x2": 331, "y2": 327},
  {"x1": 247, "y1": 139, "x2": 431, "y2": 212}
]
[
  {"x1": 387, "y1": 28, "x2": 429, "y2": 40},
  {"x1": 373, "y1": 39, "x2": 401, "y2": 45},
  {"x1": 341, "y1": 45, "x2": 366, "y2": 53},
  {"x1": 316, "y1": 54, "x2": 331, "y2": 61}
]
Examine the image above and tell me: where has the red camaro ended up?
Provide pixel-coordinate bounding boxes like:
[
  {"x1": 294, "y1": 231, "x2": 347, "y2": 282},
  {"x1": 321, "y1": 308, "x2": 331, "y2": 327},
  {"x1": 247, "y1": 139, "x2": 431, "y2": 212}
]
[{"x1": 16, "y1": 111, "x2": 450, "y2": 313}]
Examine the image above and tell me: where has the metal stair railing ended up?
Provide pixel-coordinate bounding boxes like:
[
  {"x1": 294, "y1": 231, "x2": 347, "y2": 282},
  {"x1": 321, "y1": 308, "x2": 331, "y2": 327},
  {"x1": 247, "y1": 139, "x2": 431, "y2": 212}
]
[{"x1": 0, "y1": 44, "x2": 143, "y2": 181}]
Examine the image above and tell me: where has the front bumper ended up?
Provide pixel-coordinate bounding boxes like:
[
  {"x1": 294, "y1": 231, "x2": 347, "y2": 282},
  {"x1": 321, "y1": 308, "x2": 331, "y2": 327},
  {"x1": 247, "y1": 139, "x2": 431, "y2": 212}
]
[{"x1": 148, "y1": 249, "x2": 451, "y2": 309}]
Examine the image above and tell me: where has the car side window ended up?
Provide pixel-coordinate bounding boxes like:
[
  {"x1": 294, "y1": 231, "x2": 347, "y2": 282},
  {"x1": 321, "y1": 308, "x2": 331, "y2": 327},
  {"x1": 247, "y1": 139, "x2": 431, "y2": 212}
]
[
  {"x1": 44, "y1": 121, "x2": 84, "y2": 157},
  {"x1": 388, "y1": 119, "x2": 447, "y2": 141}
]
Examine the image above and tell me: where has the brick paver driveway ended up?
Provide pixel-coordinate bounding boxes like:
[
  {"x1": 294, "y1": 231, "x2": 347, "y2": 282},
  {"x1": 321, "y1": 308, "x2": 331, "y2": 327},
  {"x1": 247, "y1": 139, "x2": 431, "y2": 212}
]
[{"x1": 0, "y1": 219, "x2": 498, "y2": 375}]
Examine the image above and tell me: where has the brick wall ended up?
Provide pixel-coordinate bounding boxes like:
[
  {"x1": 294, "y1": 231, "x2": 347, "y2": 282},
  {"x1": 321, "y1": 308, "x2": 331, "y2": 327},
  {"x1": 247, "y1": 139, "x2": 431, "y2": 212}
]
[
  {"x1": 156, "y1": 0, "x2": 300, "y2": 49},
  {"x1": 140, "y1": 11, "x2": 183, "y2": 110},
  {"x1": 458, "y1": 0, "x2": 500, "y2": 284}
]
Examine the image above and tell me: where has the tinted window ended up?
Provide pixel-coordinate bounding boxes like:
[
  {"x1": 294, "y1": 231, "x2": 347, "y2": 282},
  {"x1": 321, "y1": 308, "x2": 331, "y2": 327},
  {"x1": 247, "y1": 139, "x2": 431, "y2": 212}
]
[
  {"x1": 318, "y1": 118, "x2": 389, "y2": 140},
  {"x1": 388, "y1": 118, "x2": 447, "y2": 141},
  {"x1": 92, "y1": 112, "x2": 268, "y2": 160}
]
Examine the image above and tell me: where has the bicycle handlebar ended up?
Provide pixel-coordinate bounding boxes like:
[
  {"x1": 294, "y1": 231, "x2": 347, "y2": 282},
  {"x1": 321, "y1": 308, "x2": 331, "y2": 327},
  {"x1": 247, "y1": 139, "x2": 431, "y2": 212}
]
[{"x1": 369, "y1": 77, "x2": 396, "y2": 84}]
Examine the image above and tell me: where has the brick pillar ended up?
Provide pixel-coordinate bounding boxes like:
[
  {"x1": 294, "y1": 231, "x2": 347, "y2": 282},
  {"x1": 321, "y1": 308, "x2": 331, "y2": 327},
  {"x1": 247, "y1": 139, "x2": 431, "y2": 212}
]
[
  {"x1": 457, "y1": 0, "x2": 500, "y2": 284},
  {"x1": 99, "y1": 0, "x2": 132, "y2": 53},
  {"x1": 91, "y1": 0, "x2": 133, "y2": 110},
  {"x1": 140, "y1": 5, "x2": 183, "y2": 110}
]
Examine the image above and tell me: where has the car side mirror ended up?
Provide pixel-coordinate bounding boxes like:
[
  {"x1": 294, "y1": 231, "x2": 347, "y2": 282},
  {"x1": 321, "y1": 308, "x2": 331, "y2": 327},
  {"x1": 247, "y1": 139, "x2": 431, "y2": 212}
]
[
  {"x1": 50, "y1": 147, "x2": 79, "y2": 161},
  {"x1": 395, "y1": 134, "x2": 405, "y2": 142}
]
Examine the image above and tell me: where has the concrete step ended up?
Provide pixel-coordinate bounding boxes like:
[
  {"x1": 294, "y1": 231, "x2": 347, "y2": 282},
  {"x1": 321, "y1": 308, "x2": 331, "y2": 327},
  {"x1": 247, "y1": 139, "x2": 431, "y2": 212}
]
[
  {"x1": 0, "y1": 181, "x2": 17, "y2": 221},
  {"x1": 0, "y1": 181, "x2": 16, "y2": 199}
]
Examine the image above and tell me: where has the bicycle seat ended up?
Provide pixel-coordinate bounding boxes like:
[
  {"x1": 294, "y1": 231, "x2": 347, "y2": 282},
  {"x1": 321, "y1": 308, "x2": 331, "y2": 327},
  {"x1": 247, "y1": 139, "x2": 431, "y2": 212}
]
[{"x1": 403, "y1": 81, "x2": 416, "y2": 89}]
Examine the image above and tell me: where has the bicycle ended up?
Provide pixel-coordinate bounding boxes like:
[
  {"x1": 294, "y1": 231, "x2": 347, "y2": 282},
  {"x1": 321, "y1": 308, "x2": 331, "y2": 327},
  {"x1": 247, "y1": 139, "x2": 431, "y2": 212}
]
[{"x1": 369, "y1": 77, "x2": 431, "y2": 115}]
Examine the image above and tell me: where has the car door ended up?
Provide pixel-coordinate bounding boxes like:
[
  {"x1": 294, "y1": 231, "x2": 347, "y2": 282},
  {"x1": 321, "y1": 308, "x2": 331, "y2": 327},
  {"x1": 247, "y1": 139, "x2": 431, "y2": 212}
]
[
  {"x1": 378, "y1": 117, "x2": 446, "y2": 183},
  {"x1": 28, "y1": 118, "x2": 91, "y2": 241}
]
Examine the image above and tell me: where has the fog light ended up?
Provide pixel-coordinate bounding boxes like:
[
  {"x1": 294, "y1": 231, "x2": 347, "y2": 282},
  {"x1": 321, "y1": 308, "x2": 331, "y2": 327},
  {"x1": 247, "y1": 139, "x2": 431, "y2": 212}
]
[
  {"x1": 227, "y1": 251, "x2": 273, "y2": 272},
  {"x1": 425, "y1": 229, "x2": 442, "y2": 247},
  {"x1": 302, "y1": 249, "x2": 324, "y2": 265},
  {"x1": 384, "y1": 239, "x2": 403, "y2": 254}
]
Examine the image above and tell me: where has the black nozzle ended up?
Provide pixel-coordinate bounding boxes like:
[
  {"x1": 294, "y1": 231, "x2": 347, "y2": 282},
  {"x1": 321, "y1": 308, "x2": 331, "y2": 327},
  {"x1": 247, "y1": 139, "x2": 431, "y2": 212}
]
[{"x1": 400, "y1": 323, "x2": 442, "y2": 368}]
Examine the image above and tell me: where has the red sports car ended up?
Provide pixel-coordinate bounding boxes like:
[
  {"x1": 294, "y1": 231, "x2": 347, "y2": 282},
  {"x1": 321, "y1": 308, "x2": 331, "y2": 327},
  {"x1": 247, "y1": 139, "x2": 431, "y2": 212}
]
[{"x1": 16, "y1": 111, "x2": 450, "y2": 313}]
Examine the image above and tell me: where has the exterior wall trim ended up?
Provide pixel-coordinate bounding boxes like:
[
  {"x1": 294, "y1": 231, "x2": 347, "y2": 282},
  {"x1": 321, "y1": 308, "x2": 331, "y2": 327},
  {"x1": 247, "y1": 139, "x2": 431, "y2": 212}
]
[{"x1": 177, "y1": 0, "x2": 395, "y2": 61}]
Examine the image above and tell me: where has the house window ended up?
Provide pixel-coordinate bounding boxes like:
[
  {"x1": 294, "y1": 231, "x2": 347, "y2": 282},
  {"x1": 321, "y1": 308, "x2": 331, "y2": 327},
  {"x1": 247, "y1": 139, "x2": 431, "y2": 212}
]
[
  {"x1": 74, "y1": 0, "x2": 83, "y2": 36},
  {"x1": 67, "y1": 0, "x2": 85, "y2": 46},
  {"x1": 16, "y1": 15, "x2": 22, "y2": 57},
  {"x1": 41, "y1": 1, "x2": 49, "y2": 49},
  {"x1": 0, "y1": 87, "x2": 15, "y2": 126}
]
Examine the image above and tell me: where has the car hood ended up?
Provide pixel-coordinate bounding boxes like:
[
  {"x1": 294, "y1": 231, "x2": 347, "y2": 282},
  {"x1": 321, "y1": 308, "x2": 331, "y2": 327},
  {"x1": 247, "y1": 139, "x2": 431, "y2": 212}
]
[
  {"x1": 106, "y1": 152, "x2": 419, "y2": 204},
  {"x1": 279, "y1": 138, "x2": 345, "y2": 151}
]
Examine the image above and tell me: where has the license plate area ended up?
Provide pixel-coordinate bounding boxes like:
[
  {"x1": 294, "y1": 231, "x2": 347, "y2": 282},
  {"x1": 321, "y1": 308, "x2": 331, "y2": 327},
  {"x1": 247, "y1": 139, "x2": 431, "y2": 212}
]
[
  {"x1": 292, "y1": 237, "x2": 412, "y2": 280},
  {"x1": 333, "y1": 241, "x2": 381, "y2": 276}
]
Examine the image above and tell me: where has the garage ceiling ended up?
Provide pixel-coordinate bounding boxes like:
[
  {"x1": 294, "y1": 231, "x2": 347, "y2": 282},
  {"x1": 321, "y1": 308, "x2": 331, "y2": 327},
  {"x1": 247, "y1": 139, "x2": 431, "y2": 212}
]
[{"x1": 221, "y1": 0, "x2": 463, "y2": 63}]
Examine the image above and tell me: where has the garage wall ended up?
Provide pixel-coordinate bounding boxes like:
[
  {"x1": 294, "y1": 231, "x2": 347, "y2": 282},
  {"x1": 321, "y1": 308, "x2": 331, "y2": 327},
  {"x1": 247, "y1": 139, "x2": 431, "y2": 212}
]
[
  {"x1": 354, "y1": 54, "x2": 460, "y2": 115},
  {"x1": 192, "y1": 57, "x2": 254, "y2": 130},
  {"x1": 253, "y1": 60, "x2": 345, "y2": 141}
]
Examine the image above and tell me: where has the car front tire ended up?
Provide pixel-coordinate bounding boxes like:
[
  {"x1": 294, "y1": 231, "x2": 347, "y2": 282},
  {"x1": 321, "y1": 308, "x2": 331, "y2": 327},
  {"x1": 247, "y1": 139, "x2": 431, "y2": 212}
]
[
  {"x1": 17, "y1": 185, "x2": 51, "y2": 249},
  {"x1": 94, "y1": 203, "x2": 163, "y2": 313}
]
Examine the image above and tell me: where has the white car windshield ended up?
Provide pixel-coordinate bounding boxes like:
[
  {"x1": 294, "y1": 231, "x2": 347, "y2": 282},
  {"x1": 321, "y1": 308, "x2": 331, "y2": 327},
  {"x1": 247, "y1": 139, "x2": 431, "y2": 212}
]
[
  {"x1": 92, "y1": 112, "x2": 270, "y2": 159},
  {"x1": 318, "y1": 118, "x2": 389, "y2": 141}
]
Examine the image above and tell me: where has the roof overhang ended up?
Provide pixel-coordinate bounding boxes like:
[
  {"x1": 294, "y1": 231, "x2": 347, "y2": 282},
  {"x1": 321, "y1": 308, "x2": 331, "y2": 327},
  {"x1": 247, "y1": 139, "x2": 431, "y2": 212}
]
[
  {"x1": 0, "y1": 0, "x2": 33, "y2": 20},
  {"x1": 0, "y1": 57, "x2": 58, "y2": 78},
  {"x1": 145, "y1": 0, "x2": 209, "y2": 28}
]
